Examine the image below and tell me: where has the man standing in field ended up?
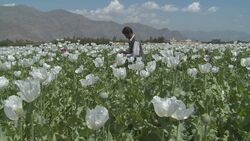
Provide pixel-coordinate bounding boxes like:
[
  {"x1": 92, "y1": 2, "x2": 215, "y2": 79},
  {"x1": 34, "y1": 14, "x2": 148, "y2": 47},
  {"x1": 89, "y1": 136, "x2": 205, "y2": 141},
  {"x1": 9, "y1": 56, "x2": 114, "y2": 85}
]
[{"x1": 121, "y1": 26, "x2": 144, "y2": 61}]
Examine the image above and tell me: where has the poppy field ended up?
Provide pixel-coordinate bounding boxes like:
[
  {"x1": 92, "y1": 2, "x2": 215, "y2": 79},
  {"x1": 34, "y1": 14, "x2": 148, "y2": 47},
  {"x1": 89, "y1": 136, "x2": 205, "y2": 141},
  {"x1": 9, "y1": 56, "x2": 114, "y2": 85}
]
[{"x1": 0, "y1": 41, "x2": 250, "y2": 141}]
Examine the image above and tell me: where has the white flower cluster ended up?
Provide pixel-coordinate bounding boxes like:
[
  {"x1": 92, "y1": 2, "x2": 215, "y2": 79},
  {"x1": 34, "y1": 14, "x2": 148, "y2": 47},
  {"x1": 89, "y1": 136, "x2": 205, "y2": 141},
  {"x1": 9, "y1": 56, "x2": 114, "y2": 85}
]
[
  {"x1": 4, "y1": 79, "x2": 41, "y2": 120},
  {"x1": 151, "y1": 96, "x2": 194, "y2": 120},
  {"x1": 79, "y1": 74, "x2": 99, "y2": 87},
  {"x1": 241, "y1": 57, "x2": 250, "y2": 70}
]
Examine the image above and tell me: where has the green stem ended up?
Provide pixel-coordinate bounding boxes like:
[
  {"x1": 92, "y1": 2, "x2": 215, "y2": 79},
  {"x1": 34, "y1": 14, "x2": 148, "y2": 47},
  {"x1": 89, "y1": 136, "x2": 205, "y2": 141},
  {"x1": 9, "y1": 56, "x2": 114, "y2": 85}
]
[
  {"x1": 204, "y1": 125, "x2": 207, "y2": 141},
  {"x1": 204, "y1": 74, "x2": 208, "y2": 113},
  {"x1": 107, "y1": 125, "x2": 110, "y2": 141},
  {"x1": 20, "y1": 118, "x2": 23, "y2": 141},
  {"x1": 176, "y1": 121, "x2": 180, "y2": 141},
  {"x1": 28, "y1": 102, "x2": 34, "y2": 141},
  {"x1": 159, "y1": 63, "x2": 164, "y2": 95},
  {"x1": 162, "y1": 128, "x2": 164, "y2": 141},
  {"x1": 25, "y1": 102, "x2": 34, "y2": 141},
  {"x1": 31, "y1": 111, "x2": 34, "y2": 141},
  {"x1": 40, "y1": 88, "x2": 44, "y2": 125},
  {"x1": 172, "y1": 69, "x2": 177, "y2": 95},
  {"x1": 102, "y1": 127, "x2": 105, "y2": 141},
  {"x1": 95, "y1": 130, "x2": 97, "y2": 141},
  {"x1": 74, "y1": 63, "x2": 78, "y2": 109}
]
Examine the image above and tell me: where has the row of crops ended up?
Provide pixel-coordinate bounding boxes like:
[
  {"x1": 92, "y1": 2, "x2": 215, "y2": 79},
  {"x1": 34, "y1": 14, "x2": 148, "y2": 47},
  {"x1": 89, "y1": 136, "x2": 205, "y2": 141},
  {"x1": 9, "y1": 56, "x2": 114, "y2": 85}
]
[{"x1": 0, "y1": 41, "x2": 249, "y2": 140}]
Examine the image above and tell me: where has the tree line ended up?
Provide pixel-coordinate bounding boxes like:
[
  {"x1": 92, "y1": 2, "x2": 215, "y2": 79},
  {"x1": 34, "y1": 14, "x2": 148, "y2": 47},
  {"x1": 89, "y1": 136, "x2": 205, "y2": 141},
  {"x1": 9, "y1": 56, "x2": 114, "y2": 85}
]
[
  {"x1": 0, "y1": 39, "x2": 34, "y2": 47},
  {"x1": 202, "y1": 39, "x2": 249, "y2": 44},
  {"x1": 0, "y1": 36, "x2": 171, "y2": 47},
  {"x1": 0, "y1": 37, "x2": 248, "y2": 47}
]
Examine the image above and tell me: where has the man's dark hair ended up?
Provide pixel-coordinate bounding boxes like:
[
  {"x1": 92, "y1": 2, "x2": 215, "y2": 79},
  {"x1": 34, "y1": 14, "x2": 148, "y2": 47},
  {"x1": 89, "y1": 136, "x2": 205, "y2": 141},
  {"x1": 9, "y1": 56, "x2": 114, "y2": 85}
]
[{"x1": 122, "y1": 26, "x2": 133, "y2": 34}]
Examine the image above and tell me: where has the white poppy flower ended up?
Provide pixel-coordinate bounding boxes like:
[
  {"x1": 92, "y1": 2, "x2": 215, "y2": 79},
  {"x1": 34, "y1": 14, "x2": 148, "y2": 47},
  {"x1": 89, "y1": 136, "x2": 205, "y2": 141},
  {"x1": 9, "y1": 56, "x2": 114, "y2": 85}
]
[
  {"x1": 39, "y1": 59, "x2": 45, "y2": 66},
  {"x1": 99, "y1": 92, "x2": 109, "y2": 99},
  {"x1": 128, "y1": 60, "x2": 144, "y2": 71},
  {"x1": 0, "y1": 76, "x2": 9, "y2": 90},
  {"x1": 151, "y1": 96, "x2": 179, "y2": 117},
  {"x1": 75, "y1": 65, "x2": 84, "y2": 74},
  {"x1": 86, "y1": 105, "x2": 109, "y2": 130},
  {"x1": 171, "y1": 100, "x2": 194, "y2": 120},
  {"x1": 1, "y1": 61, "x2": 11, "y2": 71},
  {"x1": 214, "y1": 56, "x2": 222, "y2": 60},
  {"x1": 160, "y1": 50, "x2": 173, "y2": 57},
  {"x1": 112, "y1": 67, "x2": 126, "y2": 79},
  {"x1": 4, "y1": 95, "x2": 24, "y2": 120},
  {"x1": 15, "y1": 79, "x2": 41, "y2": 103},
  {"x1": 79, "y1": 74, "x2": 99, "y2": 87},
  {"x1": 42, "y1": 63, "x2": 51, "y2": 69},
  {"x1": 241, "y1": 57, "x2": 250, "y2": 70},
  {"x1": 93, "y1": 57, "x2": 104, "y2": 67},
  {"x1": 162, "y1": 56, "x2": 180, "y2": 69},
  {"x1": 7, "y1": 55, "x2": 15, "y2": 62},
  {"x1": 127, "y1": 57, "x2": 135, "y2": 63},
  {"x1": 14, "y1": 71, "x2": 22, "y2": 77},
  {"x1": 231, "y1": 57, "x2": 237, "y2": 62},
  {"x1": 187, "y1": 68, "x2": 198, "y2": 78},
  {"x1": 211, "y1": 66, "x2": 219, "y2": 73},
  {"x1": 68, "y1": 53, "x2": 79, "y2": 62},
  {"x1": 20, "y1": 58, "x2": 34, "y2": 67},
  {"x1": 140, "y1": 70, "x2": 150, "y2": 78},
  {"x1": 231, "y1": 50, "x2": 239, "y2": 57},
  {"x1": 228, "y1": 64, "x2": 234, "y2": 69},
  {"x1": 51, "y1": 66, "x2": 62, "y2": 75},
  {"x1": 29, "y1": 67, "x2": 49, "y2": 83},
  {"x1": 199, "y1": 63, "x2": 212, "y2": 73},
  {"x1": 191, "y1": 55, "x2": 201, "y2": 60},
  {"x1": 152, "y1": 54, "x2": 162, "y2": 61},
  {"x1": 42, "y1": 72, "x2": 55, "y2": 86},
  {"x1": 115, "y1": 54, "x2": 127, "y2": 66},
  {"x1": 146, "y1": 61, "x2": 156, "y2": 73}
]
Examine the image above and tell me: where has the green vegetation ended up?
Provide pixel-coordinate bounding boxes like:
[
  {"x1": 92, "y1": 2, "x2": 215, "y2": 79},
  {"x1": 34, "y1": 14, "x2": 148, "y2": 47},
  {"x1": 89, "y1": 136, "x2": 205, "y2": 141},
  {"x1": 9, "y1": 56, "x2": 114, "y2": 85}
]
[
  {"x1": 203, "y1": 39, "x2": 249, "y2": 44},
  {"x1": 1, "y1": 37, "x2": 249, "y2": 47},
  {"x1": 144, "y1": 36, "x2": 169, "y2": 43},
  {"x1": 51, "y1": 37, "x2": 112, "y2": 45},
  {"x1": 0, "y1": 39, "x2": 34, "y2": 47}
]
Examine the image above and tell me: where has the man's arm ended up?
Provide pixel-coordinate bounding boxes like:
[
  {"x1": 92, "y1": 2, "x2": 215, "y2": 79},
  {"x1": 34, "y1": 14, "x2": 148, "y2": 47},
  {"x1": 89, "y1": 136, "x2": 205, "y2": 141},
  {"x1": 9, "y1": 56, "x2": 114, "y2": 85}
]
[{"x1": 119, "y1": 50, "x2": 129, "y2": 54}]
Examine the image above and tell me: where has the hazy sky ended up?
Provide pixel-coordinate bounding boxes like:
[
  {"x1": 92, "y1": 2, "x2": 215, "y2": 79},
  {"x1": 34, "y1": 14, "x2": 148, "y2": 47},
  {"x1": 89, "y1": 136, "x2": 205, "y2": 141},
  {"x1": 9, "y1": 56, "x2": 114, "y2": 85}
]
[{"x1": 1, "y1": 0, "x2": 250, "y2": 33}]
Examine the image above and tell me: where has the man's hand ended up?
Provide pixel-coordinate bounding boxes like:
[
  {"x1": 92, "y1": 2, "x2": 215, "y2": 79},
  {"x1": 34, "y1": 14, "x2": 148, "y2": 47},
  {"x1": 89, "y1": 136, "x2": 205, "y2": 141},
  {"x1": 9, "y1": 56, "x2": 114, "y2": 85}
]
[
  {"x1": 118, "y1": 51, "x2": 128, "y2": 57},
  {"x1": 119, "y1": 51, "x2": 128, "y2": 54}
]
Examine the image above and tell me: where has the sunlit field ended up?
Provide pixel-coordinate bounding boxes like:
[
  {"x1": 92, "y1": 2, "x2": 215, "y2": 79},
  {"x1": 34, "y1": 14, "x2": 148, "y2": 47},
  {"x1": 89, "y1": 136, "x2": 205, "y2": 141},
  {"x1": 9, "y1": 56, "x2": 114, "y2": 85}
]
[{"x1": 0, "y1": 41, "x2": 249, "y2": 141}]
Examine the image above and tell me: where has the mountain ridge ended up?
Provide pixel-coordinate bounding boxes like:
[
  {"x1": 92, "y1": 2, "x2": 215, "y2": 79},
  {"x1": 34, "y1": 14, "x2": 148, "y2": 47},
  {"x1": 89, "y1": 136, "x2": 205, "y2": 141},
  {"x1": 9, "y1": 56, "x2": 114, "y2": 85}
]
[
  {"x1": 1, "y1": 5, "x2": 249, "y2": 42},
  {"x1": 0, "y1": 5, "x2": 184, "y2": 41}
]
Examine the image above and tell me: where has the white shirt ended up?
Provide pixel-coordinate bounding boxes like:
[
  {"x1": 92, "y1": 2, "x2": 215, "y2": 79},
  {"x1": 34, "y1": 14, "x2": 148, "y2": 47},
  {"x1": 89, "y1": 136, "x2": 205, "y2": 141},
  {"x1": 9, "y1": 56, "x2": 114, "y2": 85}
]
[{"x1": 127, "y1": 34, "x2": 140, "y2": 57}]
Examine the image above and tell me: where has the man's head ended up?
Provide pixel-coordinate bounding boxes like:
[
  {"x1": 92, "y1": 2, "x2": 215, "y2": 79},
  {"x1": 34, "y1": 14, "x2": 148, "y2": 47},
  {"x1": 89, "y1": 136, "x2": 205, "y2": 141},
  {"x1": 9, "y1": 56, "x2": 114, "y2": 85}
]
[{"x1": 122, "y1": 26, "x2": 133, "y2": 40}]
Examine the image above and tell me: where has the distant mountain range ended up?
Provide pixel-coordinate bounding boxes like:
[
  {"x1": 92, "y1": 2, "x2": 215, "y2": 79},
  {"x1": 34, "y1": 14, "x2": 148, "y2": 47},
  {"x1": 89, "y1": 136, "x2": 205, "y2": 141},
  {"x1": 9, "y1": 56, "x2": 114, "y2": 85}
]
[
  {"x1": 0, "y1": 5, "x2": 183, "y2": 41},
  {"x1": 0, "y1": 5, "x2": 249, "y2": 42}
]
